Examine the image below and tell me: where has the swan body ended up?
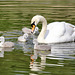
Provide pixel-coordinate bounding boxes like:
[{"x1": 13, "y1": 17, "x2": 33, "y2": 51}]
[
  {"x1": 31, "y1": 15, "x2": 75, "y2": 43},
  {"x1": 22, "y1": 27, "x2": 39, "y2": 35},
  {"x1": 18, "y1": 33, "x2": 28, "y2": 42},
  {"x1": 0, "y1": 36, "x2": 14, "y2": 47}
]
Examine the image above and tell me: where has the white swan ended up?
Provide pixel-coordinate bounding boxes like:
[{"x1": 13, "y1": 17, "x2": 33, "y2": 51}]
[
  {"x1": 18, "y1": 33, "x2": 28, "y2": 42},
  {"x1": 31, "y1": 15, "x2": 75, "y2": 43},
  {"x1": 0, "y1": 36, "x2": 14, "y2": 47},
  {"x1": 22, "y1": 27, "x2": 39, "y2": 35}
]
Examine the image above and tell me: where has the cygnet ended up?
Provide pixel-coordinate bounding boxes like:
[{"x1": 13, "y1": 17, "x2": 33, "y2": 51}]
[
  {"x1": 18, "y1": 33, "x2": 28, "y2": 42},
  {"x1": 0, "y1": 36, "x2": 14, "y2": 47}
]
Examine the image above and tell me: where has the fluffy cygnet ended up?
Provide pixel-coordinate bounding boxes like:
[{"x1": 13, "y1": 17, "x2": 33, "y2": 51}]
[
  {"x1": 18, "y1": 33, "x2": 28, "y2": 42},
  {"x1": 0, "y1": 36, "x2": 14, "y2": 48}
]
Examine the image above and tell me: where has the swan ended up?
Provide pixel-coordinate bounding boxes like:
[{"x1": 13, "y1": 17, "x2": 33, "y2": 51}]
[
  {"x1": 18, "y1": 33, "x2": 28, "y2": 42},
  {"x1": 0, "y1": 36, "x2": 14, "y2": 47},
  {"x1": 22, "y1": 27, "x2": 39, "y2": 35},
  {"x1": 31, "y1": 15, "x2": 75, "y2": 43}
]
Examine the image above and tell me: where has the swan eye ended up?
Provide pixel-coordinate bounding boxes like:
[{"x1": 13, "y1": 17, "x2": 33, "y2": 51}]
[{"x1": 31, "y1": 21, "x2": 35, "y2": 27}]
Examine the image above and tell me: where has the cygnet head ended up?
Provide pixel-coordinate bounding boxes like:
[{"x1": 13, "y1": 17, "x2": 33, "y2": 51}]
[
  {"x1": 33, "y1": 27, "x2": 39, "y2": 34},
  {"x1": 23, "y1": 33, "x2": 28, "y2": 39},
  {"x1": 0, "y1": 36, "x2": 5, "y2": 43},
  {"x1": 35, "y1": 27, "x2": 39, "y2": 31}
]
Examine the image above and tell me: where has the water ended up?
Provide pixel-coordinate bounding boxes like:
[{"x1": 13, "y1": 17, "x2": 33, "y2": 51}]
[{"x1": 0, "y1": 0, "x2": 75, "y2": 75}]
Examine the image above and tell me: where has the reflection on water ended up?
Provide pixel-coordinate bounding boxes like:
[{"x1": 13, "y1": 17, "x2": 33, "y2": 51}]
[
  {"x1": 0, "y1": 47, "x2": 14, "y2": 57},
  {"x1": 0, "y1": 48, "x2": 4, "y2": 57},
  {"x1": 30, "y1": 50, "x2": 50, "y2": 75},
  {"x1": 47, "y1": 42, "x2": 75, "y2": 60},
  {"x1": 29, "y1": 42, "x2": 75, "y2": 75}
]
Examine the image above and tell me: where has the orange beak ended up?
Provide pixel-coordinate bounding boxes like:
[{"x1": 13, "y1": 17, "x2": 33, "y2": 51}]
[{"x1": 31, "y1": 25, "x2": 35, "y2": 33}]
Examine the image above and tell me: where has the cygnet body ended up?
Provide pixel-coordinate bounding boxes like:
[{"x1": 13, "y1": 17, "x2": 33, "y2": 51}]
[
  {"x1": 18, "y1": 33, "x2": 28, "y2": 42},
  {"x1": 0, "y1": 36, "x2": 14, "y2": 47}
]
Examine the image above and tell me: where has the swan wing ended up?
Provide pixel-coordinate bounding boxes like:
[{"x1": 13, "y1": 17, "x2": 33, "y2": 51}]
[
  {"x1": 45, "y1": 22, "x2": 75, "y2": 43},
  {"x1": 45, "y1": 22, "x2": 66, "y2": 38}
]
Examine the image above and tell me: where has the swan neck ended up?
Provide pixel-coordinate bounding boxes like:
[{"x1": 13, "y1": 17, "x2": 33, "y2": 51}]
[{"x1": 37, "y1": 17, "x2": 47, "y2": 43}]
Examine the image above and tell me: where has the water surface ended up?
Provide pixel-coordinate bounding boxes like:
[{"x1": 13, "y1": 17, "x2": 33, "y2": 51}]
[{"x1": 0, "y1": 0, "x2": 75, "y2": 75}]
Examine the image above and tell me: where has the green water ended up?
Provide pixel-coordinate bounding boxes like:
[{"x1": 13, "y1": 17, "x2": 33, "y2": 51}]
[{"x1": 0, "y1": 0, "x2": 75, "y2": 75}]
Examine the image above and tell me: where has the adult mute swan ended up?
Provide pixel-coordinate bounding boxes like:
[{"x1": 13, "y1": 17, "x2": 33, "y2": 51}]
[
  {"x1": 31, "y1": 15, "x2": 75, "y2": 43},
  {"x1": 0, "y1": 36, "x2": 14, "y2": 47}
]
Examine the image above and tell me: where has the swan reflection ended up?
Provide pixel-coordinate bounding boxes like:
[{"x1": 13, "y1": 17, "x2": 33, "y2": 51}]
[
  {"x1": 29, "y1": 42, "x2": 75, "y2": 74},
  {"x1": 47, "y1": 42, "x2": 75, "y2": 60},
  {"x1": 30, "y1": 49, "x2": 49, "y2": 72}
]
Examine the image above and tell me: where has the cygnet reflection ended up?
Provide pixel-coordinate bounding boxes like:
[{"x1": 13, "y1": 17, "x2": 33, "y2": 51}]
[{"x1": 0, "y1": 47, "x2": 14, "y2": 57}]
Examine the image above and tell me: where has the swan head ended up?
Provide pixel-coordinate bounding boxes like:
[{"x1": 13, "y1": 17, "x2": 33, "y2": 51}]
[
  {"x1": 31, "y1": 15, "x2": 45, "y2": 33},
  {"x1": 31, "y1": 15, "x2": 41, "y2": 25}
]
